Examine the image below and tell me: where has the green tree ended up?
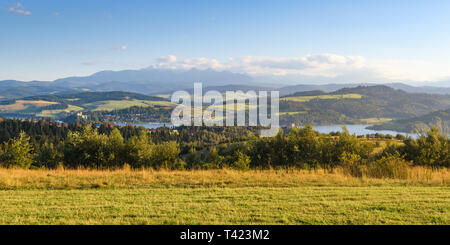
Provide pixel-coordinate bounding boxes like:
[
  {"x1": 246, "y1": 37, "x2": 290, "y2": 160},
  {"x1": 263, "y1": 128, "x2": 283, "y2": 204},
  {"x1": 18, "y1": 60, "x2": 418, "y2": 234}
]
[
  {"x1": 185, "y1": 147, "x2": 203, "y2": 169},
  {"x1": 230, "y1": 150, "x2": 251, "y2": 170},
  {"x1": 205, "y1": 147, "x2": 224, "y2": 169},
  {"x1": 33, "y1": 142, "x2": 63, "y2": 169},
  {"x1": 63, "y1": 125, "x2": 110, "y2": 169},
  {"x1": 151, "y1": 141, "x2": 182, "y2": 169},
  {"x1": 107, "y1": 128, "x2": 125, "y2": 167},
  {"x1": 413, "y1": 127, "x2": 449, "y2": 168},
  {"x1": 125, "y1": 128, "x2": 154, "y2": 168},
  {"x1": 0, "y1": 131, "x2": 33, "y2": 169}
]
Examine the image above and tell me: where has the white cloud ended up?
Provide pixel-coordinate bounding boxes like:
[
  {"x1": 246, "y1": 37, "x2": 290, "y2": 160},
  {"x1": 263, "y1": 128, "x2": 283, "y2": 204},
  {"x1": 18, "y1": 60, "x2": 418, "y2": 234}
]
[
  {"x1": 148, "y1": 54, "x2": 450, "y2": 83},
  {"x1": 152, "y1": 54, "x2": 368, "y2": 77},
  {"x1": 153, "y1": 56, "x2": 223, "y2": 70},
  {"x1": 370, "y1": 59, "x2": 450, "y2": 82},
  {"x1": 120, "y1": 45, "x2": 127, "y2": 51},
  {"x1": 229, "y1": 54, "x2": 367, "y2": 77},
  {"x1": 8, "y1": 3, "x2": 31, "y2": 16}
]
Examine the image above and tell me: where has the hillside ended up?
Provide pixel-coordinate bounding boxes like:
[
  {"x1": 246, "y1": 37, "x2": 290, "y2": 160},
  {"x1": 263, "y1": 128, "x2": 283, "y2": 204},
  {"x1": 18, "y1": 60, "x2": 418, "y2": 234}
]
[
  {"x1": 0, "y1": 80, "x2": 78, "y2": 100},
  {"x1": 279, "y1": 85, "x2": 450, "y2": 126},
  {"x1": 368, "y1": 108, "x2": 450, "y2": 133},
  {"x1": 0, "y1": 91, "x2": 172, "y2": 120},
  {"x1": 66, "y1": 105, "x2": 173, "y2": 123},
  {"x1": 1, "y1": 85, "x2": 450, "y2": 127}
]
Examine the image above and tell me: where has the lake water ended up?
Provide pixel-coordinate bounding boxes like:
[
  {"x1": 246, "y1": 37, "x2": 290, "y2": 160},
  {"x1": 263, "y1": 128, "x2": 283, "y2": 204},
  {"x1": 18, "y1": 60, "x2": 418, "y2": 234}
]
[
  {"x1": 312, "y1": 124, "x2": 419, "y2": 138},
  {"x1": 114, "y1": 122, "x2": 173, "y2": 129},
  {"x1": 114, "y1": 122, "x2": 419, "y2": 138}
]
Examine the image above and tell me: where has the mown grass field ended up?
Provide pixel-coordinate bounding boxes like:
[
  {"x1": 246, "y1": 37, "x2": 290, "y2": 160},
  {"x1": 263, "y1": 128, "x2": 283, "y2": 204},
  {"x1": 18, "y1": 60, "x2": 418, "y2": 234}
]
[
  {"x1": 36, "y1": 104, "x2": 84, "y2": 118},
  {"x1": 281, "y1": 93, "x2": 362, "y2": 102},
  {"x1": 82, "y1": 99, "x2": 175, "y2": 111},
  {"x1": 0, "y1": 168, "x2": 449, "y2": 225},
  {"x1": 360, "y1": 117, "x2": 393, "y2": 124},
  {"x1": 0, "y1": 100, "x2": 60, "y2": 113},
  {"x1": 0, "y1": 98, "x2": 175, "y2": 119}
]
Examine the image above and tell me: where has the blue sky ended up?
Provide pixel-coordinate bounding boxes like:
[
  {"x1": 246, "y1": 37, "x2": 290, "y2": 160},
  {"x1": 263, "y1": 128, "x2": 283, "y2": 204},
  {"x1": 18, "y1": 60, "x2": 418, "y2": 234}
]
[{"x1": 1, "y1": 0, "x2": 450, "y2": 83}]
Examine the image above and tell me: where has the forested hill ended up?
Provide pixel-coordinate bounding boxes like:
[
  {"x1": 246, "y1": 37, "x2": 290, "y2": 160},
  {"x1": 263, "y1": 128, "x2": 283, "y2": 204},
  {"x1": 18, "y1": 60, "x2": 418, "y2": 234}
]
[
  {"x1": 279, "y1": 85, "x2": 450, "y2": 126},
  {"x1": 281, "y1": 90, "x2": 327, "y2": 97},
  {"x1": 1, "y1": 85, "x2": 450, "y2": 127},
  {"x1": 331, "y1": 85, "x2": 450, "y2": 105},
  {"x1": 0, "y1": 91, "x2": 173, "y2": 120},
  {"x1": 368, "y1": 108, "x2": 450, "y2": 133},
  {"x1": 16, "y1": 91, "x2": 167, "y2": 105}
]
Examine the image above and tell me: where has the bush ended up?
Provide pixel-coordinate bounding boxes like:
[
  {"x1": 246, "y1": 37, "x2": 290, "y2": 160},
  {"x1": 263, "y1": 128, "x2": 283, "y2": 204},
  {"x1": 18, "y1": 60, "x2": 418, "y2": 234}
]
[
  {"x1": 203, "y1": 147, "x2": 224, "y2": 169},
  {"x1": 390, "y1": 127, "x2": 450, "y2": 168},
  {"x1": 339, "y1": 152, "x2": 411, "y2": 179},
  {"x1": 339, "y1": 152, "x2": 365, "y2": 177},
  {"x1": 185, "y1": 150, "x2": 204, "y2": 169},
  {"x1": 365, "y1": 154, "x2": 411, "y2": 179}
]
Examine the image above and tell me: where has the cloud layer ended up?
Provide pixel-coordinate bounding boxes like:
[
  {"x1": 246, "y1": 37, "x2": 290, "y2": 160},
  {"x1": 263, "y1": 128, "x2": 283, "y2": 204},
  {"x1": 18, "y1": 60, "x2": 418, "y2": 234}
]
[{"x1": 150, "y1": 53, "x2": 449, "y2": 82}]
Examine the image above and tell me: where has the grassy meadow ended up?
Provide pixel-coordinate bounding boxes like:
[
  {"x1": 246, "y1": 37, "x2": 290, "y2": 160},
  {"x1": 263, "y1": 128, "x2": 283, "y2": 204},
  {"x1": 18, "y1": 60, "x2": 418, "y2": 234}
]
[
  {"x1": 36, "y1": 104, "x2": 84, "y2": 118},
  {"x1": 0, "y1": 100, "x2": 59, "y2": 113},
  {"x1": 281, "y1": 93, "x2": 363, "y2": 102},
  {"x1": 0, "y1": 168, "x2": 449, "y2": 225},
  {"x1": 0, "y1": 95, "x2": 175, "y2": 118},
  {"x1": 83, "y1": 99, "x2": 174, "y2": 111}
]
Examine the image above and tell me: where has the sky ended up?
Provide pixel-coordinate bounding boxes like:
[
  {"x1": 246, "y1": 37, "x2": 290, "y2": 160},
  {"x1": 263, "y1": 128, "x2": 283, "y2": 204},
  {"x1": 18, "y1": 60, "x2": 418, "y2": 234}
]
[{"x1": 1, "y1": 0, "x2": 450, "y2": 84}]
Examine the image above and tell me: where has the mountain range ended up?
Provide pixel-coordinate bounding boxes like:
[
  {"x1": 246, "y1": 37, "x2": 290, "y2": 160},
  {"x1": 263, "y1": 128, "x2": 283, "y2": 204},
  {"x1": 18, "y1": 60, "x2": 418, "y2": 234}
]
[{"x1": 2, "y1": 68, "x2": 450, "y2": 100}]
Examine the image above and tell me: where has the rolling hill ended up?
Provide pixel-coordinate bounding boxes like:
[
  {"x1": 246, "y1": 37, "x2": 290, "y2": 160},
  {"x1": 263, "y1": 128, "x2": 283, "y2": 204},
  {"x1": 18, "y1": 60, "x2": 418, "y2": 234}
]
[
  {"x1": 368, "y1": 108, "x2": 450, "y2": 133},
  {"x1": 0, "y1": 91, "x2": 173, "y2": 119},
  {"x1": 1, "y1": 83, "x2": 450, "y2": 127},
  {"x1": 278, "y1": 85, "x2": 450, "y2": 126}
]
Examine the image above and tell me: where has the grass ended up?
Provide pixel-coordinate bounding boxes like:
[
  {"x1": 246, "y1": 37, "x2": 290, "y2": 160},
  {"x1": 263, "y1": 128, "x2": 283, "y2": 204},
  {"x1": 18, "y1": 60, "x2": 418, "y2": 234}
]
[
  {"x1": 360, "y1": 118, "x2": 393, "y2": 124},
  {"x1": 36, "y1": 105, "x2": 84, "y2": 118},
  {"x1": 0, "y1": 100, "x2": 60, "y2": 113},
  {"x1": 206, "y1": 102, "x2": 258, "y2": 112},
  {"x1": 83, "y1": 99, "x2": 175, "y2": 111},
  {"x1": 278, "y1": 111, "x2": 307, "y2": 116},
  {"x1": 0, "y1": 168, "x2": 448, "y2": 225},
  {"x1": 281, "y1": 94, "x2": 362, "y2": 102},
  {"x1": 0, "y1": 99, "x2": 175, "y2": 116},
  {"x1": 155, "y1": 94, "x2": 172, "y2": 99}
]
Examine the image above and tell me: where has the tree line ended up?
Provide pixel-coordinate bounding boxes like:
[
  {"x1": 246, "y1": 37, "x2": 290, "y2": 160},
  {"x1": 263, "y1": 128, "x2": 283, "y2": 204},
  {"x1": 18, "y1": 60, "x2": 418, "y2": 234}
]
[{"x1": 0, "y1": 119, "x2": 448, "y2": 175}]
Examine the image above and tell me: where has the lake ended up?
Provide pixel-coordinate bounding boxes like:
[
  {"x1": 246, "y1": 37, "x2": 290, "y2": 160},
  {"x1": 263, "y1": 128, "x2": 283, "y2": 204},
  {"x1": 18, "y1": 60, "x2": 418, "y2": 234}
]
[
  {"x1": 114, "y1": 122, "x2": 173, "y2": 129},
  {"x1": 312, "y1": 124, "x2": 419, "y2": 138}
]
